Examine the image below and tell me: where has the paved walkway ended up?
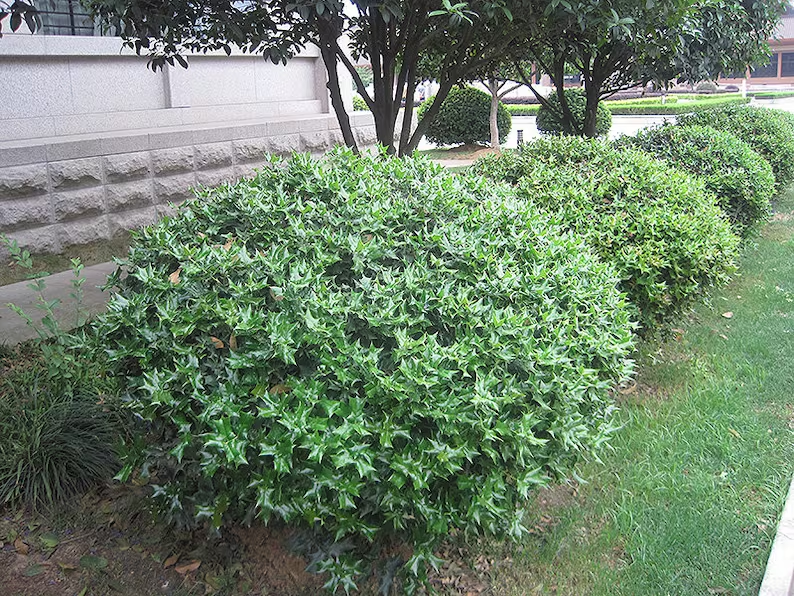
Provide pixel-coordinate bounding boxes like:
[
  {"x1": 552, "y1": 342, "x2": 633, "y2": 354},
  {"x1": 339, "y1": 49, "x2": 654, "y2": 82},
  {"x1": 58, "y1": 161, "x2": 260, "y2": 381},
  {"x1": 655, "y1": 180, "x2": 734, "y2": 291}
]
[{"x1": 0, "y1": 262, "x2": 117, "y2": 345}]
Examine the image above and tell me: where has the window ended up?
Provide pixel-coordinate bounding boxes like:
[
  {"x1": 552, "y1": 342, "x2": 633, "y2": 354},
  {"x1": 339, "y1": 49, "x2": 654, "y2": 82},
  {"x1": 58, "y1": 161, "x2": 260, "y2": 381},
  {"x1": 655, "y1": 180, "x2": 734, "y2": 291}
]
[
  {"x1": 781, "y1": 53, "x2": 794, "y2": 77},
  {"x1": 751, "y1": 54, "x2": 779, "y2": 78},
  {"x1": 38, "y1": 0, "x2": 97, "y2": 36}
]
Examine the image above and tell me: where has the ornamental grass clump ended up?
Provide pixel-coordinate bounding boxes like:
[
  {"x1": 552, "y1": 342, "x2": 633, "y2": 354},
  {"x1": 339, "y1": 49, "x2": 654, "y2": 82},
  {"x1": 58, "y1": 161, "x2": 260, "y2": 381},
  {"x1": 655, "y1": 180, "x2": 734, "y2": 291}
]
[
  {"x1": 472, "y1": 137, "x2": 740, "y2": 335},
  {"x1": 618, "y1": 124, "x2": 774, "y2": 237},
  {"x1": 677, "y1": 104, "x2": 794, "y2": 186},
  {"x1": 96, "y1": 147, "x2": 635, "y2": 592}
]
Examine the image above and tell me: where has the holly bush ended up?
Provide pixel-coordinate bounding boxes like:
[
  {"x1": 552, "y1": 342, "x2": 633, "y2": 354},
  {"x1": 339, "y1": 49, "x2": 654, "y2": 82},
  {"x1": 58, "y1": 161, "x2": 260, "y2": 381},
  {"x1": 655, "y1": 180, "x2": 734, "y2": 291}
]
[
  {"x1": 418, "y1": 86, "x2": 511, "y2": 146},
  {"x1": 97, "y1": 148, "x2": 635, "y2": 592},
  {"x1": 536, "y1": 88, "x2": 612, "y2": 137},
  {"x1": 619, "y1": 124, "x2": 774, "y2": 237},
  {"x1": 677, "y1": 104, "x2": 794, "y2": 186},
  {"x1": 472, "y1": 137, "x2": 740, "y2": 334}
]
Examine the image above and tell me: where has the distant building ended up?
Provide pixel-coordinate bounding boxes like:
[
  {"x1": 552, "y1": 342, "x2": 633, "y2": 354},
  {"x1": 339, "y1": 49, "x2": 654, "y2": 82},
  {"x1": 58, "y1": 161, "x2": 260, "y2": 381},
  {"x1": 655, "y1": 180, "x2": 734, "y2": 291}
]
[{"x1": 720, "y1": 5, "x2": 794, "y2": 87}]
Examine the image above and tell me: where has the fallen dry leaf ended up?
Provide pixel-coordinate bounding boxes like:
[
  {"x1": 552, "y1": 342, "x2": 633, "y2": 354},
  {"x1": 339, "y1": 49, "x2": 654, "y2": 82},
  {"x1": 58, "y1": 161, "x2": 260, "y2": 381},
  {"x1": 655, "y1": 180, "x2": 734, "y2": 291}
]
[
  {"x1": 168, "y1": 267, "x2": 182, "y2": 285},
  {"x1": 728, "y1": 428, "x2": 742, "y2": 439},
  {"x1": 229, "y1": 334, "x2": 238, "y2": 350},
  {"x1": 175, "y1": 560, "x2": 201, "y2": 575},
  {"x1": 222, "y1": 237, "x2": 234, "y2": 251},
  {"x1": 722, "y1": 312, "x2": 733, "y2": 319},
  {"x1": 163, "y1": 554, "x2": 180, "y2": 569},
  {"x1": 210, "y1": 336, "x2": 224, "y2": 349},
  {"x1": 14, "y1": 538, "x2": 29, "y2": 555},
  {"x1": 269, "y1": 384, "x2": 291, "y2": 395},
  {"x1": 719, "y1": 334, "x2": 729, "y2": 340}
]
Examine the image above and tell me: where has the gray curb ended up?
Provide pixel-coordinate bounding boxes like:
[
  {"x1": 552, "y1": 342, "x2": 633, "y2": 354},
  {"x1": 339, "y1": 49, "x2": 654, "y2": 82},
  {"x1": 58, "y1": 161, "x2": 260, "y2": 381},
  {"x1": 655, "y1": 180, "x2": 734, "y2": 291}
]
[{"x1": 760, "y1": 475, "x2": 794, "y2": 595}]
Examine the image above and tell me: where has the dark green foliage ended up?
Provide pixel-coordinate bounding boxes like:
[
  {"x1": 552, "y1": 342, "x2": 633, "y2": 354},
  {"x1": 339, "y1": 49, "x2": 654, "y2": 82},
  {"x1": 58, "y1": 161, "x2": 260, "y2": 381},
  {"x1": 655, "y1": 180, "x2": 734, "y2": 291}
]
[
  {"x1": 472, "y1": 137, "x2": 740, "y2": 334},
  {"x1": 96, "y1": 148, "x2": 635, "y2": 591},
  {"x1": 536, "y1": 89, "x2": 612, "y2": 137},
  {"x1": 618, "y1": 124, "x2": 774, "y2": 237},
  {"x1": 677, "y1": 104, "x2": 794, "y2": 186},
  {"x1": 418, "y1": 86, "x2": 511, "y2": 146},
  {"x1": 352, "y1": 94, "x2": 369, "y2": 112},
  {"x1": 0, "y1": 356, "x2": 120, "y2": 510}
]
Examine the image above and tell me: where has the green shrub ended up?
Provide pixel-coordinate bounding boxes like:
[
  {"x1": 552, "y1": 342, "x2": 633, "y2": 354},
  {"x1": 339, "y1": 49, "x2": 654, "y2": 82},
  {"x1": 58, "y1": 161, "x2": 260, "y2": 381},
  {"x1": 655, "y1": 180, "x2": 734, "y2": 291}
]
[
  {"x1": 96, "y1": 148, "x2": 635, "y2": 591},
  {"x1": 536, "y1": 88, "x2": 612, "y2": 136},
  {"x1": 0, "y1": 356, "x2": 120, "y2": 509},
  {"x1": 677, "y1": 104, "x2": 794, "y2": 186},
  {"x1": 618, "y1": 124, "x2": 774, "y2": 237},
  {"x1": 352, "y1": 94, "x2": 368, "y2": 112},
  {"x1": 472, "y1": 137, "x2": 740, "y2": 334},
  {"x1": 418, "y1": 86, "x2": 511, "y2": 146}
]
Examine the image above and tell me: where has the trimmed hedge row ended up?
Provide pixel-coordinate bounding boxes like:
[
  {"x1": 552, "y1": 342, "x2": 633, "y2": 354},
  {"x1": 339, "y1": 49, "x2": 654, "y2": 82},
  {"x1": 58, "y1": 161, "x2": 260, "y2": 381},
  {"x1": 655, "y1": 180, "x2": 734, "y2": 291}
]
[
  {"x1": 617, "y1": 124, "x2": 774, "y2": 237},
  {"x1": 97, "y1": 148, "x2": 635, "y2": 591},
  {"x1": 507, "y1": 95, "x2": 750, "y2": 116},
  {"x1": 678, "y1": 104, "x2": 794, "y2": 186},
  {"x1": 472, "y1": 137, "x2": 740, "y2": 334}
]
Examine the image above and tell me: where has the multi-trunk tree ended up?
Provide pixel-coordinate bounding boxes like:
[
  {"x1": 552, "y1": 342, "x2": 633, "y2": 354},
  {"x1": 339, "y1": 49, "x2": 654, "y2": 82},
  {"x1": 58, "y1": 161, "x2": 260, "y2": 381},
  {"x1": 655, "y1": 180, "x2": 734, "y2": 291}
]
[{"x1": 505, "y1": 0, "x2": 786, "y2": 137}]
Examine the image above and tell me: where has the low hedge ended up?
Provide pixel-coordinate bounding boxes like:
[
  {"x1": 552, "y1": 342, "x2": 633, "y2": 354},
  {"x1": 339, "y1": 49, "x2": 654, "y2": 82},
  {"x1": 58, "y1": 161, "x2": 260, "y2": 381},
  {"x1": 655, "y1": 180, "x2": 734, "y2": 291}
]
[
  {"x1": 472, "y1": 137, "x2": 740, "y2": 334},
  {"x1": 618, "y1": 124, "x2": 774, "y2": 237},
  {"x1": 352, "y1": 94, "x2": 368, "y2": 112},
  {"x1": 677, "y1": 104, "x2": 794, "y2": 186},
  {"x1": 96, "y1": 148, "x2": 635, "y2": 591},
  {"x1": 419, "y1": 86, "x2": 511, "y2": 146},
  {"x1": 507, "y1": 95, "x2": 750, "y2": 116},
  {"x1": 536, "y1": 88, "x2": 612, "y2": 136}
]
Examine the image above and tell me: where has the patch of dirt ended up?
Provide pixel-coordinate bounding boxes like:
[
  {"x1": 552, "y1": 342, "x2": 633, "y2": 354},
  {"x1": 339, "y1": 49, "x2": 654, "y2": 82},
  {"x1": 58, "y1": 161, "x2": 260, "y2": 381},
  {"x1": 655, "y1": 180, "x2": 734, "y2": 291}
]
[
  {"x1": 0, "y1": 235, "x2": 130, "y2": 287},
  {"x1": 770, "y1": 212, "x2": 793, "y2": 223}
]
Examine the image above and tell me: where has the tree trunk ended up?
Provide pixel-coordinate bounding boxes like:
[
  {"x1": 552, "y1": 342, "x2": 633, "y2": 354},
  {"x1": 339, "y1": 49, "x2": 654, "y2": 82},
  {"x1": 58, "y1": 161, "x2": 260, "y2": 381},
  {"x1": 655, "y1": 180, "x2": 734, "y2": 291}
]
[
  {"x1": 487, "y1": 78, "x2": 501, "y2": 153},
  {"x1": 400, "y1": 80, "x2": 455, "y2": 155},
  {"x1": 317, "y1": 23, "x2": 358, "y2": 152}
]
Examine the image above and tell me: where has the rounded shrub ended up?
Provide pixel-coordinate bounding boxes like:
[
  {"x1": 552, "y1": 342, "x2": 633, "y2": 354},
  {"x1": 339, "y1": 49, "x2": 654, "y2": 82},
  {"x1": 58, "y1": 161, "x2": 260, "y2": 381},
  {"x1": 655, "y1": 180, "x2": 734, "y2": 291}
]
[
  {"x1": 418, "y1": 86, "x2": 511, "y2": 146},
  {"x1": 618, "y1": 124, "x2": 774, "y2": 237},
  {"x1": 352, "y1": 94, "x2": 368, "y2": 112},
  {"x1": 472, "y1": 137, "x2": 740, "y2": 334},
  {"x1": 97, "y1": 148, "x2": 634, "y2": 590},
  {"x1": 536, "y1": 88, "x2": 612, "y2": 137},
  {"x1": 677, "y1": 104, "x2": 794, "y2": 186}
]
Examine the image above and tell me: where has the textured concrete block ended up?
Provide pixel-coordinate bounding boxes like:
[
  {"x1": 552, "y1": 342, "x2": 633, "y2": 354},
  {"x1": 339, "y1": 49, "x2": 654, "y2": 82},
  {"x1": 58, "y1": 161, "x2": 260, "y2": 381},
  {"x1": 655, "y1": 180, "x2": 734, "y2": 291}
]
[
  {"x1": 355, "y1": 126, "x2": 378, "y2": 146},
  {"x1": 0, "y1": 145, "x2": 48, "y2": 169},
  {"x1": 59, "y1": 216, "x2": 111, "y2": 247},
  {"x1": 268, "y1": 134, "x2": 303, "y2": 156},
  {"x1": 195, "y1": 143, "x2": 233, "y2": 170},
  {"x1": 53, "y1": 187, "x2": 105, "y2": 222},
  {"x1": 103, "y1": 152, "x2": 150, "y2": 182},
  {"x1": 105, "y1": 180, "x2": 154, "y2": 212},
  {"x1": 152, "y1": 147, "x2": 194, "y2": 175},
  {"x1": 156, "y1": 202, "x2": 181, "y2": 218},
  {"x1": 196, "y1": 168, "x2": 236, "y2": 188},
  {"x1": 49, "y1": 158, "x2": 102, "y2": 190},
  {"x1": 0, "y1": 197, "x2": 52, "y2": 231},
  {"x1": 108, "y1": 207, "x2": 158, "y2": 237},
  {"x1": 153, "y1": 174, "x2": 195, "y2": 203},
  {"x1": 46, "y1": 139, "x2": 102, "y2": 163},
  {"x1": 300, "y1": 131, "x2": 330, "y2": 151},
  {"x1": 234, "y1": 164, "x2": 261, "y2": 180},
  {"x1": 233, "y1": 138, "x2": 271, "y2": 163},
  {"x1": 4, "y1": 225, "x2": 60, "y2": 255},
  {"x1": 0, "y1": 164, "x2": 49, "y2": 199}
]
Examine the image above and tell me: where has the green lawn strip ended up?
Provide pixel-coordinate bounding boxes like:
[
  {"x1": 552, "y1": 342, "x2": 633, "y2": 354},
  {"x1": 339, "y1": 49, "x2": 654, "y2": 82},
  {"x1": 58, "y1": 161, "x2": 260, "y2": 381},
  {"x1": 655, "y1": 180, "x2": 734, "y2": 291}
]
[
  {"x1": 749, "y1": 91, "x2": 794, "y2": 99},
  {"x1": 485, "y1": 188, "x2": 794, "y2": 595},
  {"x1": 506, "y1": 94, "x2": 749, "y2": 116}
]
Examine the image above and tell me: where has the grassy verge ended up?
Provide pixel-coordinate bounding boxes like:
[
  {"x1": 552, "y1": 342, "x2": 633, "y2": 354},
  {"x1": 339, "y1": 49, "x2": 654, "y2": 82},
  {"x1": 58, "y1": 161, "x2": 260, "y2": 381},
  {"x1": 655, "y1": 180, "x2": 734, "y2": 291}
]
[
  {"x1": 483, "y1": 188, "x2": 794, "y2": 595},
  {"x1": 507, "y1": 94, "x2": 750, "y2": 116},
  {"x1": 749, "y1": 91, "x2": 794, "y2": 99}
]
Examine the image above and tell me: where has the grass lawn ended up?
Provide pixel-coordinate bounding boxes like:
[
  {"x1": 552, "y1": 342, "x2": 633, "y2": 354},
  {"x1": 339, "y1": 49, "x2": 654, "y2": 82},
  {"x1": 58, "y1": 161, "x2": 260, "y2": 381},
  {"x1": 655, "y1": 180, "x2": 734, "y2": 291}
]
[
  {"x1": 482, "y1": 187, "x2": 794, "y2": 595},
  {"x1": 507, "y1": 93, "x2": 750, "y2": 116},
  {"x1": 0, "y1": 187, "x2": 792, "y2": 596}
]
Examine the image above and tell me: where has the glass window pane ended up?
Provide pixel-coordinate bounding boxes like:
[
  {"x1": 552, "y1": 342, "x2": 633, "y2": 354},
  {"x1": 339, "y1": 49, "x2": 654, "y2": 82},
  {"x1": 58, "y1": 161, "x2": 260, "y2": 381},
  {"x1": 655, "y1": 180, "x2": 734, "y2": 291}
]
[
  {"x1": 782, "y1": 53, "x2": 794, "y2": 77},
  {"x1": 751, "y1": 54, "x2": 779, "y2": 78}
]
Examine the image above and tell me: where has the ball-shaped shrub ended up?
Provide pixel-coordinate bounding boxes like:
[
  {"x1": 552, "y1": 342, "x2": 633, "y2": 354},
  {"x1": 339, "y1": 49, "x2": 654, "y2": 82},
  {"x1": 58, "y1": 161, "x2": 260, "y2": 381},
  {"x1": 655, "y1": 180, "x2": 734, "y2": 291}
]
[
  {"x1": 472, "y1": 137, "x2": 740, "y2": 334},
  {"x1": 97, "y1": 148, "x2": 634, "y2": 589},
  {"x1": 536, "y1": 88, "x2": 612, "y2": 137},
  {"x1": 352, "y1": 94, "x2": 368, "y2": 112},
  {"x1": 677, "y1": 104, "x2": 794, "y2": 186},
  {"x1": 618, "y1": 124, "x2": 774, "y2": 237},
  {"x1": 418, "y1": 86, "x2": 511, "y2": 146}
]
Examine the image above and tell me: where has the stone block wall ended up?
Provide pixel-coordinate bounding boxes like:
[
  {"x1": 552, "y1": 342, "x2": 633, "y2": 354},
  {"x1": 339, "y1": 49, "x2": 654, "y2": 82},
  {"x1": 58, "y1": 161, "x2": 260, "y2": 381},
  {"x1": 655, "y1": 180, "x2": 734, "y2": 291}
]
[{"x1": 0, "y1": 113, "x2": 377, "y2": 257}]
